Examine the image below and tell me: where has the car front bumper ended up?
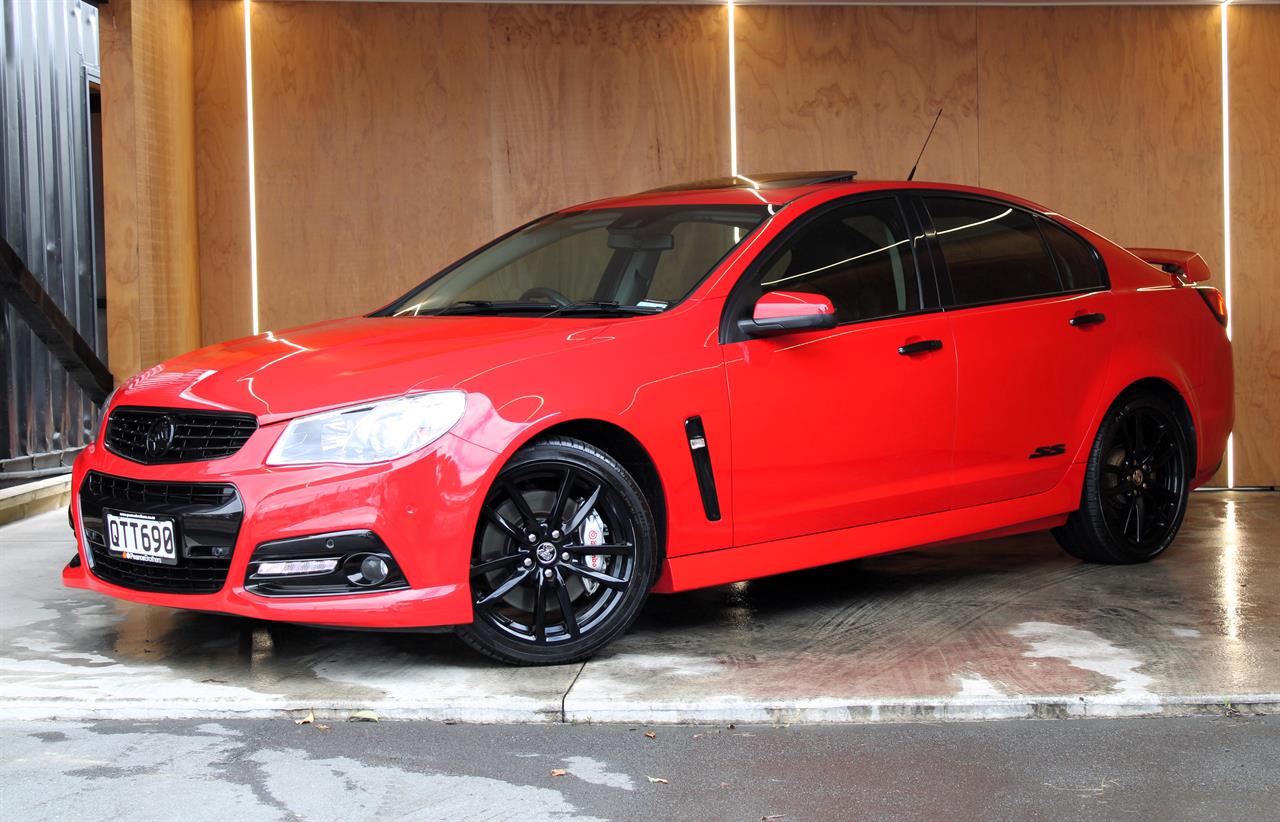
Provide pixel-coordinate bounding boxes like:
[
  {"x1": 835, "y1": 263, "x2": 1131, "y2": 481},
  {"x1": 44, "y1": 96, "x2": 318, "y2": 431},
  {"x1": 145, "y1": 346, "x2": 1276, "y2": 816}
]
[{"x1": 63, "y1": 424, "x2": 497, "y2": 629}]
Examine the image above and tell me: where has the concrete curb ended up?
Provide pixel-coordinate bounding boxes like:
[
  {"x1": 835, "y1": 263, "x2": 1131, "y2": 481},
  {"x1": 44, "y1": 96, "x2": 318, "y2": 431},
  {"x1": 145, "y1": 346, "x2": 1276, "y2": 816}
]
[
  {"x1": 0, "y1": 475, "x2": 71, "y2": 526},
  {"x1": 3, "y1": 693, "x2": 1277, "y2": 724}
]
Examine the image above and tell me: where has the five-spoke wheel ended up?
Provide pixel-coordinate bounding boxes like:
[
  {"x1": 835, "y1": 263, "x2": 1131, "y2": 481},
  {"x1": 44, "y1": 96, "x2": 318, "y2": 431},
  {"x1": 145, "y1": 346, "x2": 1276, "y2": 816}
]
[{"x1": 456, "y1": 436, "x2": 655, "y2": 665}]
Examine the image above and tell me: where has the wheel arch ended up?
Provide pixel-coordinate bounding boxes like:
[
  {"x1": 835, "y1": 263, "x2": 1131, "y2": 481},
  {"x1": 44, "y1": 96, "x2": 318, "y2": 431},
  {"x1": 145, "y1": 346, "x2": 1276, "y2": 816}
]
[
  {"x1": 1091, "y1": 375, "x2": 1199, "y2": 480},
  {"x1": 500, "y1": 418, "x2": 669, "y2": 569}
]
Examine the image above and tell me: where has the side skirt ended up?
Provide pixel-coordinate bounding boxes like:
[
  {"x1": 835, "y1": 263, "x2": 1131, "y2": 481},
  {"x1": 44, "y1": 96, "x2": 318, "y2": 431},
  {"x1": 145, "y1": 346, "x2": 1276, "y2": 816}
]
[{"x1": 653, "y1": 463, "x2": 1086, "y2": 593}]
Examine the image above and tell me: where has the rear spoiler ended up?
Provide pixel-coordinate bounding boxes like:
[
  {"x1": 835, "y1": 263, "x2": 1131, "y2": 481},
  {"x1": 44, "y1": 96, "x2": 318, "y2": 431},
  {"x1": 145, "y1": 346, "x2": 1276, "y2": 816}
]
[{"x1": 1127, "y1": 247, "x2": 1211, "y2": 283}]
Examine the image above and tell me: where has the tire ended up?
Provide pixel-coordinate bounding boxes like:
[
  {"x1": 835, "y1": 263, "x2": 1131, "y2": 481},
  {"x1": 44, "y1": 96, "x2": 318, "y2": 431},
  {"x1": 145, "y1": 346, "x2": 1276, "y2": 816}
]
[
  {"x1": 455, "y1": 436, "x2": 656, "y2": 665},
  {"x1": 1052, "y1": 390, "x2": 1192, "y2": 564}
]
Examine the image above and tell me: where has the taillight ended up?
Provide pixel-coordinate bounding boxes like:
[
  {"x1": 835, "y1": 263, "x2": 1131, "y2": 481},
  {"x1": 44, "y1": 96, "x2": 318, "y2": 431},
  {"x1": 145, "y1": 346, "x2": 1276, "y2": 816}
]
[{"x1": 1196, "y1": 287, "x2": 1228, "y2": 327}]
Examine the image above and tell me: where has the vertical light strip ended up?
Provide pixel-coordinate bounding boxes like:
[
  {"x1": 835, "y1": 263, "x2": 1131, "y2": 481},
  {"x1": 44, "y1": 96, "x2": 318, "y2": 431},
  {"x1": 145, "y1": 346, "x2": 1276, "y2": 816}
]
[
  {"x1": 727, "y1": 0, "x2": 738, "y2": 177},
  {"x1": 244, "y1": 0, "x2": 260, "y2": 335},
  {"x1": 1220, "y1": 0, "x2": 1234, "y2": 488}
]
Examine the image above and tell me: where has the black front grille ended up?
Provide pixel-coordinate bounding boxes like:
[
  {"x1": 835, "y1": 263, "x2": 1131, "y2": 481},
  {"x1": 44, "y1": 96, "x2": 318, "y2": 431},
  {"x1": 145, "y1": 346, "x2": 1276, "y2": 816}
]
[
  {"x1": 87, "y1": 471, "x2": 236, "y2": 508},
  {"x1": 79, "y1": 471, "x2": 244, "y2": 594},
  {"x1": 105, "y1": 406, "x2": 258, "y2": 464}
]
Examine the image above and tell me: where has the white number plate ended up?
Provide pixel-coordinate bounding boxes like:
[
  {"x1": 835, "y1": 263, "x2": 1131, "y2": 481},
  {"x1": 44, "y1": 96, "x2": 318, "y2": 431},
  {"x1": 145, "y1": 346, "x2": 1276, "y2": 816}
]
[{"x1": 104, "y1": 510, "x2": 178, "y2": 566}]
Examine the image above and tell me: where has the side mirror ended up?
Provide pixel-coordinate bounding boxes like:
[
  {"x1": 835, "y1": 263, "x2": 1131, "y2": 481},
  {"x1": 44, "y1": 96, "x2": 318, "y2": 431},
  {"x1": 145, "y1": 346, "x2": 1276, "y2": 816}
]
[{"x1": 737, "y1": 291, "x2": 837, "y2": 338}]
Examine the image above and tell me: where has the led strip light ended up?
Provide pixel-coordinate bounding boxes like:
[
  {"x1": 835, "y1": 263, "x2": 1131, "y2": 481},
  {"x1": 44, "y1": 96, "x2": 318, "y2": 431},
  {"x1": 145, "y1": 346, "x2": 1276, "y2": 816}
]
[
  {"x1": 244, "y1": 0, "x2": 260, "y2": 335},
  {"x1": 727, "y1": 0, "x2": 738, "y2": 177},
  {"x1": 1220, "y1": 0, "x2": 1235, "y2": 488}
]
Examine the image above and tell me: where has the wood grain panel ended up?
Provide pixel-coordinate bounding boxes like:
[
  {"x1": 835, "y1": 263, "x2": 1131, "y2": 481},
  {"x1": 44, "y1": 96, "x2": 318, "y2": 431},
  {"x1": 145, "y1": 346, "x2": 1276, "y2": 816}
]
[
  {"x1": 99, "y1": 0, "x2": 141, "y2": 380},
  {"x1": 735, "y1": 5, "x2": 978, "y2": 184},
  {"x1": 1229, "y1": 5, "x2": 1280, "y2": 486},
  {"x1": 250, "y1": 2, "x2": 494, "y2": 332},
  {"x1": 488, "y1": 4, "x2": 730, "y2": 229},
  {"x1": 977, "y1": 7, "x2": 1223, "y2": 276},
  {"x1": 131, "y1": 0, "x2": 203, "y2": 365},
  {"x1": 192, "y1": 0, "x2": 251, "y2": 347}
]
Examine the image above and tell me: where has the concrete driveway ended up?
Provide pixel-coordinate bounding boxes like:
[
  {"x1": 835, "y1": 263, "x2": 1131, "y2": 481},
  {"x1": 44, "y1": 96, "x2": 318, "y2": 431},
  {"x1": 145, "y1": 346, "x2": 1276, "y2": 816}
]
[{"x1": 2, "y1": 492, "x2": 1277, "y2": 724}]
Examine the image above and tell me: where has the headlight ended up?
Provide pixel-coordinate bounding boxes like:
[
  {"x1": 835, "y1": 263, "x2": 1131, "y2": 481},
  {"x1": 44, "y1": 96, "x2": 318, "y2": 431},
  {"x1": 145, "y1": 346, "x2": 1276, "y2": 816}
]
[{"x1": 266, "y1": 391, "x2": 467, "y2": 466}]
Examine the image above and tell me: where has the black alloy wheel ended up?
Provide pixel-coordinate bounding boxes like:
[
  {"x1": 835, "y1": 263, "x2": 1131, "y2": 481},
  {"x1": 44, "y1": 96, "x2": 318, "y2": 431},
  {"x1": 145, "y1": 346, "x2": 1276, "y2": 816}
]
[
  {"x1": 456, "y1": 437, "x2": 655, "y2": 665},
  {"x1": 1054, "y1": 391, "x2": 1192, "y2": 563}
]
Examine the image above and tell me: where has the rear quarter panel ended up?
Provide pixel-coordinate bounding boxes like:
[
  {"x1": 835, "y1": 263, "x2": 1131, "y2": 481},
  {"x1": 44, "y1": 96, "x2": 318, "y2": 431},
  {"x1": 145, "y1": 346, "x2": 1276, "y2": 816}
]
[{"x1": 1080, "y1": 237, "x2": 1233, "y2": 483}]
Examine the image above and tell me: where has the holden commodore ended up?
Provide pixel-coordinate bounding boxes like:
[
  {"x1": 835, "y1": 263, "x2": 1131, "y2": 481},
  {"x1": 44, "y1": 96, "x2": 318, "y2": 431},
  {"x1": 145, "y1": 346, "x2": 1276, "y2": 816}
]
[{"x1": 64, "y1": 172, "x2": 1234, "y2": 664}]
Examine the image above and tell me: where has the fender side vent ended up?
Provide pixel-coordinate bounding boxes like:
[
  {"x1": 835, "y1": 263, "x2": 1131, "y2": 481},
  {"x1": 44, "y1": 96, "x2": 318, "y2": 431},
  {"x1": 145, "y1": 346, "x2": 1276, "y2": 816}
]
[{"x1": 684, "y1": 416, "x2": 722, "y2": 522}]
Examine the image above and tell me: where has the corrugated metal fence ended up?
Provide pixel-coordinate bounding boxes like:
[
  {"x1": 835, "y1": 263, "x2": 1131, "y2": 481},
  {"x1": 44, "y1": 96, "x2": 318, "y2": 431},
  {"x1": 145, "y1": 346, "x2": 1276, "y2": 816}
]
[{"x1": 0, "y1": 0, "x2": 105, "y2": 481}]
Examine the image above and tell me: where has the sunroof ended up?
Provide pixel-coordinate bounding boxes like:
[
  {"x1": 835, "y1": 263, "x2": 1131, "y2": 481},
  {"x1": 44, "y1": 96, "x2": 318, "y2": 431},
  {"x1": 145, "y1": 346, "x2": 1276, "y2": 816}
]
[{"x1": 644, "y1": 170, "x2": 857, "y2": 193}]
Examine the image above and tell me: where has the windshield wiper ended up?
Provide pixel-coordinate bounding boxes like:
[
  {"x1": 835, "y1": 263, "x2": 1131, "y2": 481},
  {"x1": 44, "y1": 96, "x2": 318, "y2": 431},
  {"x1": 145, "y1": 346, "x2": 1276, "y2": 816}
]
[
  {"x1": 431, "y1": 300, "x2": 561, "y2": 315},
  {"x1": 547, "y1": 300, "x2": 663, "y2": 316}
]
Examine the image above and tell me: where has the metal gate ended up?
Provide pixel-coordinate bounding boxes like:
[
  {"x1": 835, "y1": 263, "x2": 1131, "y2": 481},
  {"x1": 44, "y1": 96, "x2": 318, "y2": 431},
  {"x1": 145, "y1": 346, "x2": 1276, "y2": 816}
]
[{"x1": 0, "y1": 0, "x2": 109, "y2": 485}]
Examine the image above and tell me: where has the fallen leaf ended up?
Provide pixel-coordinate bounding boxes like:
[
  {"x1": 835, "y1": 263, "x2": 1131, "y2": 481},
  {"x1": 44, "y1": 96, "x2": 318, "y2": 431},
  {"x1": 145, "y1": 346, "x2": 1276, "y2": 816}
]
[
  {"x1": 349, "y1": 710, "x2": 380, "y2": 722},
  {"x1": 295, "y1": 710, "x2": 315, "y2": 726},
  {"x1": 644, "y1": 731, "x2": 656, "y2": 740},
  {"x1": 314, "y1": 724, "x2": 330, "y2": 731},
  {"x1": 646, "y1": 776, "x2": 669, "y2": 784},
  {"x1": 550, "y1": 769, "x2": 568, "y2": 777}
]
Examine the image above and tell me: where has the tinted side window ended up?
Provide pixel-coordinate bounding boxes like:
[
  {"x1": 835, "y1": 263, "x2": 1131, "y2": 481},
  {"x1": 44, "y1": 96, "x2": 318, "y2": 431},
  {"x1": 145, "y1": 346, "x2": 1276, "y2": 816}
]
[
  {"x1": 756, "y1": 198, "x2": 920, "y2": 324},
  {"x1": 924, "y1": 197, "x2": 1061, "y2": 305},
  {"x1": 1039, "y1": 218, "x2": 1105, "y2": 291}
]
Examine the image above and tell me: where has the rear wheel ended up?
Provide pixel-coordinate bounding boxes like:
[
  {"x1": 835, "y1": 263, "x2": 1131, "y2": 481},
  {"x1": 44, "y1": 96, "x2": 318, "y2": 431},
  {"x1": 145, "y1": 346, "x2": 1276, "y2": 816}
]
[
  {"x1": 1053, "y1": 391, "x2": 1191, "y2": 563},
  {"x1": 455, "y1": 437, "x2": 655, "y2": 665}
]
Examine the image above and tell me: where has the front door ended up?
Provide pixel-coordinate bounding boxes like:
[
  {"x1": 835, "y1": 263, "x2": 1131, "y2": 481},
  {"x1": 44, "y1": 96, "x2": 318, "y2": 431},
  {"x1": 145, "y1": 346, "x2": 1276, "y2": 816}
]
[{"x1": 723, "y1": 196, "x2": 957, "y2": 547}]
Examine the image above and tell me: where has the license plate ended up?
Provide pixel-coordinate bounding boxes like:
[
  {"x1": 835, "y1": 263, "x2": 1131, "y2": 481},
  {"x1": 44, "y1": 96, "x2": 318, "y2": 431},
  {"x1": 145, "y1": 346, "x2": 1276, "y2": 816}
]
[{"x1": 104, "y1": 510, "x2": 178, "y2": 566}]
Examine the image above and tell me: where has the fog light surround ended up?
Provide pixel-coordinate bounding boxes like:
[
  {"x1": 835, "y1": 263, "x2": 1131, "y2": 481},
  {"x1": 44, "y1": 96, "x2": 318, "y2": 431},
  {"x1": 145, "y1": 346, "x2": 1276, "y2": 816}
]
[{"x1": 245, "y1": 530, "x2": 407, "y2": 597}]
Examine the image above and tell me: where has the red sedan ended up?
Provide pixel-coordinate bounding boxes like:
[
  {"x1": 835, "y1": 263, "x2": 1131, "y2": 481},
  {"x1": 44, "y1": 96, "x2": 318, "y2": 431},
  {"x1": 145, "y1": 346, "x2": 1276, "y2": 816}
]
[{"x1": 64, "y1": 173, "x2": 1233, "y2": 664}]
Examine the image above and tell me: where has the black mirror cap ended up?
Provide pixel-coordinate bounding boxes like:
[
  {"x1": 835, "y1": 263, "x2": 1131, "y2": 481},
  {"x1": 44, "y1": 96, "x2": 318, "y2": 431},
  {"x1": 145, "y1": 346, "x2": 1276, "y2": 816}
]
[{"x1": 737, "y1": 312, "x2": 837, "y2": 338}]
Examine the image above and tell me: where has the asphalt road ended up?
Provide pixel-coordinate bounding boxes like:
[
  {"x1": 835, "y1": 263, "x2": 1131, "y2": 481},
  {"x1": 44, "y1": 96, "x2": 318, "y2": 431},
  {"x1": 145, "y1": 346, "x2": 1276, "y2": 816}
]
[{"x1": 3, "y1": 714, "x2": 1276, "y2": 821}]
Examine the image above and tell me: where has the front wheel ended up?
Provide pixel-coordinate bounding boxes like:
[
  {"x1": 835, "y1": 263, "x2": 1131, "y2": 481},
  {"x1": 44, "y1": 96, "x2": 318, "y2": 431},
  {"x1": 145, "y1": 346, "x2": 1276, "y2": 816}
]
[
  {"x1": 455, "y1": 437, "x2": 656, "y2": 665},
  {"x1": 1053, "y1": 391, "x2": 1192, "y2": 563}
]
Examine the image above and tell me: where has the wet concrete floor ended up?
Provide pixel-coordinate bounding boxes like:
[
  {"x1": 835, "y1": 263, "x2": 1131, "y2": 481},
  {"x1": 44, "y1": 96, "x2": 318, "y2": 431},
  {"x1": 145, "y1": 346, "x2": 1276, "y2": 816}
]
[{"x1": 1, "y1": 492, "x2": 1277, "y2": 723}]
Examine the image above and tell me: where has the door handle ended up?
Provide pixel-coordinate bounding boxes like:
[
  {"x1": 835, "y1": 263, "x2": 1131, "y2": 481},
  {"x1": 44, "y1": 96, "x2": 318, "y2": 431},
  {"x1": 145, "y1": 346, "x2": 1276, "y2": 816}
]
[
  {"x1": 1069, "y1": 312, "x2": 1106, "y2": 327},
  {"x1": 898, "y1": 339, "x2": 943, "y2": 356}
]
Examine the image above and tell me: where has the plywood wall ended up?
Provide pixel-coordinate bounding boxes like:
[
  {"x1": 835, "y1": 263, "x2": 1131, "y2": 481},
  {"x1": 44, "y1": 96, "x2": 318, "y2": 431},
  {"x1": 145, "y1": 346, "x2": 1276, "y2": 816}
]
[
  {"x1": 100, "y1": 0, "x2": 203, "y2": 379},
  {"x1": 99, "y1": 0, "x2": 142, "y2": 380},
  {"x1": 130, "y1": 0, "x2": 203, "y2": 364},
  {"x1": 192, "y1": 0, "x2": 252, "y2": 346},
  {"x1": 735, "y1": 5, "x2": 978, "y2": 183},
  {"x1": 976, "y1": 7, "x2": 1225, "y2": 280},
  {"x1": 489, "y1": 4, "x2": 729, "y2": 228},
  {"x1": 238, "y1": 2, "x2": 729, "y2": 331},
  {"x1": 248, "y1": 2, "x2": 495, "y2": 332},
  {"x1": 1228, "y1": 4, "x2": 1280, "y2": 487}
]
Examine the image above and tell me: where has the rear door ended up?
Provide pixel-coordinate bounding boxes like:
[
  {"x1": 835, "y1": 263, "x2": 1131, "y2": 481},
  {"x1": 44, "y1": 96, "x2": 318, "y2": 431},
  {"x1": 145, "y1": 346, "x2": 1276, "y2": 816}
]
[
  {"x1": 917, "y1": 194, "x2": 1113, "y2": 509},
  {"x1": 723, "y1": 195, "x2": 957, "y2": 547}
]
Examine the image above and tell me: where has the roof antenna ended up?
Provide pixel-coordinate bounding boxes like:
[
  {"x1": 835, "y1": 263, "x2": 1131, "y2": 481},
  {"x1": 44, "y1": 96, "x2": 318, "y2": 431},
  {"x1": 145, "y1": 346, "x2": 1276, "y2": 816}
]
[{"x1": 906, "y1": 108, "x2": 943, "y2": 182}]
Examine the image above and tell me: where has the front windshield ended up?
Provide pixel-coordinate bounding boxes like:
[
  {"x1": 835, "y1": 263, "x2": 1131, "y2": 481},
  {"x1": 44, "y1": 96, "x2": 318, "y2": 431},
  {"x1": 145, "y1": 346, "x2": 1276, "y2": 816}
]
[{"x1": 380, "y1": 205, "x2": 769, "y2": 318}]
